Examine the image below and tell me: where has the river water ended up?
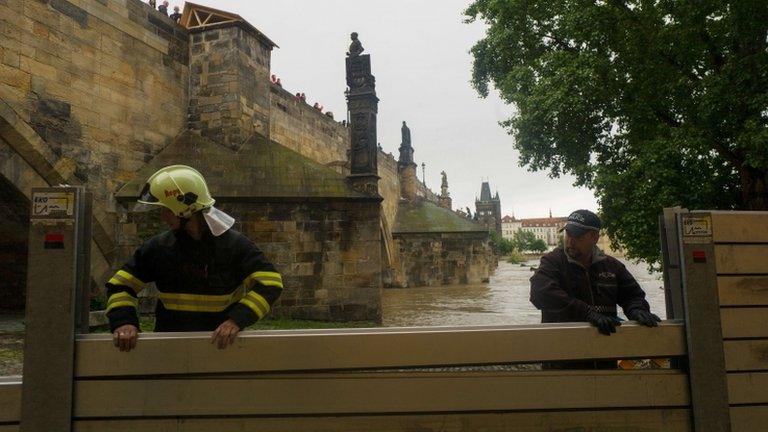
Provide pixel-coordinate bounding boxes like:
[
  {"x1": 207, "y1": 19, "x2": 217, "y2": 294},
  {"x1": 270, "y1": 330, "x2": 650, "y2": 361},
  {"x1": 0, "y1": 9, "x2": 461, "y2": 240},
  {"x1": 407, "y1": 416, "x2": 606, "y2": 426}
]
[{"x1": 382, "y1": 259, "x2": 667, "y2": 327}]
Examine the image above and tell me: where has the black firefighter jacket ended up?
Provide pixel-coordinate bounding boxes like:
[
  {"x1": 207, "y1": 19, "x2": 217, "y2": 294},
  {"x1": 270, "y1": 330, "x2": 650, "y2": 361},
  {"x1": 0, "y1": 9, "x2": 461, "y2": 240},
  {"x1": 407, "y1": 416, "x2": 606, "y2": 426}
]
[
  {"x1": 529, "y1": 247, "x2": 651, "y2": 323},
  {"x1": 105, "y1": 228, "x2": 282, "y2": 332}
]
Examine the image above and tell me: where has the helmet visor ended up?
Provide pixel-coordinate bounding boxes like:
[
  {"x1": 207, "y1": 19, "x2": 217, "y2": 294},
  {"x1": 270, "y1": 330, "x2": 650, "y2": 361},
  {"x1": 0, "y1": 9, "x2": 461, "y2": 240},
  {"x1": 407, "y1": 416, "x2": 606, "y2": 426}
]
[{"x1": 138, "y1": 182, "x2": 160, "y2": 203}]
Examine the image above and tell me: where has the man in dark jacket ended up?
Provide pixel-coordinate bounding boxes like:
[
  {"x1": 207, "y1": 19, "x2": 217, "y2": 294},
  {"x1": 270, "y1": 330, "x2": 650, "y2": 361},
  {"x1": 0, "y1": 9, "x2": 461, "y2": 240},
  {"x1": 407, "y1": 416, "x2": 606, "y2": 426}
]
[
  {"x1": 107, "y1": 165, "x2": 282, "y2": 352},
  {"x1": 530, "y1": 210, "x2": 661, "y2": 334}
]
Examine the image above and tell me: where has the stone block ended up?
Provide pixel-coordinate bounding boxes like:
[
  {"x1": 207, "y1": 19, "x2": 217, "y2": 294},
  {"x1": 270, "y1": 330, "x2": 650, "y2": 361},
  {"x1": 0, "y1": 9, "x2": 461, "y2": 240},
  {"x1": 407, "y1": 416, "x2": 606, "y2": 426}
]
[
  {"x1": 0, "y1": 63, "x2": 30, "y2": 91},
  {"x1": 292, "y1": 262, "x2": 315, "y2": 277}
]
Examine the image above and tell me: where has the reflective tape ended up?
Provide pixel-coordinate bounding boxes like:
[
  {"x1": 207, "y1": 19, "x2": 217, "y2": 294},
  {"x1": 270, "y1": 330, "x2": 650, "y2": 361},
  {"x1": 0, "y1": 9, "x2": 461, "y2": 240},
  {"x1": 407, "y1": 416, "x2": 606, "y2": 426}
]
[
  {"x1": 243, "y1": 271, "x2": 283, "y2": 290},
  {"x1": 157, "y1": 287, "x2": 247, "y2": 313},
  {"x1": 108, "y1": 270, "x2": 146, "y2": 293},
  {"x1": 239, "y1": 292, "x2": 269, "y2": 319},
  {"x1": 106, "y1": 291, "x2": 139, "y2": 312}
]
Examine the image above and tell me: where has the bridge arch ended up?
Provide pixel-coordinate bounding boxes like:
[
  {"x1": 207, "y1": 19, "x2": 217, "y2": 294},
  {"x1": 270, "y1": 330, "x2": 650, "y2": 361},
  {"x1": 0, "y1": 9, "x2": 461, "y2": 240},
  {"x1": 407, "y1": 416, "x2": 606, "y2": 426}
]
[{"x1": 0, "y1": 100, "x2": 112, "y2": 308}]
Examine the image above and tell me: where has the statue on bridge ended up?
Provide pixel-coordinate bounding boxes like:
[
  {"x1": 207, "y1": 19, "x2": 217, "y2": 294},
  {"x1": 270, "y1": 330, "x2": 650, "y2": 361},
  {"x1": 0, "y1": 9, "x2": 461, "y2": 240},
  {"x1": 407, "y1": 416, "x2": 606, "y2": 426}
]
[
  {"x1": 347, "y1": 32, "x2": 364, "y2": 57},
  {"x1": 401, "y1": 121, "x2": 411, "y2": 147},
  {"x1": 440, "y1": 171, "x2": 449, "y2": 197}
]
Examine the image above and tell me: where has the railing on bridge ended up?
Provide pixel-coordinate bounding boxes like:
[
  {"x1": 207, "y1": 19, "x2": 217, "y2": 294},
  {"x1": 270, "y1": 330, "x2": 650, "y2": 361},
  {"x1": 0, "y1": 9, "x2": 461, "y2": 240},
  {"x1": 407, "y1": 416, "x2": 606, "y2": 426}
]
[{"x1": 1, "y1": 196, "x2": 766, "y2": 431}]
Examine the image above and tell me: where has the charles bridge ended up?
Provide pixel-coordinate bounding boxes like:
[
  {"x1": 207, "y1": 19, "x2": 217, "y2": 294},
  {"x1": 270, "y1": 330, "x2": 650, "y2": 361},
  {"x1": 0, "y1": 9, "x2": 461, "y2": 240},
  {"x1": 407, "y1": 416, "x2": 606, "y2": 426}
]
[{"x1": 0, "y1": 0, "x2": 493, "y2": 321}]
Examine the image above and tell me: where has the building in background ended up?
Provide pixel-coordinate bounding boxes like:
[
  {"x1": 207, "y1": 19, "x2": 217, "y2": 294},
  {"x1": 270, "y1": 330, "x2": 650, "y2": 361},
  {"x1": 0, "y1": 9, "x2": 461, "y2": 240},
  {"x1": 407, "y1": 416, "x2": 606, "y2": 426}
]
[
  {"x1": 502, "y1": 211, "x2": 625, "y2": 256},
  {"x1": 475, "y1": 182, "x2": 502, "y2": 235},
  {"x1": 501, "y1": 212, "x2": 567, "y2": 248},
  {"x1": 501, "y1": 215, "x2": 522, "y2": 238}
]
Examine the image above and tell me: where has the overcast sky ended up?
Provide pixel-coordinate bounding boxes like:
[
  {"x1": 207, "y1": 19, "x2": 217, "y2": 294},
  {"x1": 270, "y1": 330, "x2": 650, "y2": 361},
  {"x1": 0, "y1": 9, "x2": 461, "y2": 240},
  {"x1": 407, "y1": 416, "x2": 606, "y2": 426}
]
[{"x1": 187, "y1": 0, "x2": 598, "y2": 218}]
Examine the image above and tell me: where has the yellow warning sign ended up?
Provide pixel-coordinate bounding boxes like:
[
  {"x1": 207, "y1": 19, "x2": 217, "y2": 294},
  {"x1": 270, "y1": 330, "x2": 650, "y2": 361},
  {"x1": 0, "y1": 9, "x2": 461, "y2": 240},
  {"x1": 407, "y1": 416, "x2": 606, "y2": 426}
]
[
  {"x1": 32, "y1": 192, "x2": 74, "y2": 217},
  {"x1": 682, "y1": 216, "x2": 712, "y2": 237}
]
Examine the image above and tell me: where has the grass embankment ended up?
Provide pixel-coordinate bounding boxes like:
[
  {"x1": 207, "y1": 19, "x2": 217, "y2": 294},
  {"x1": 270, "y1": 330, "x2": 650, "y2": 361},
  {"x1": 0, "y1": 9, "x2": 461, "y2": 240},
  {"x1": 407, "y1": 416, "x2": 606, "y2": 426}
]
[
  {"x1": 0, "y1": 332, "x2": 24, "y2": 376},
  {"x1": 0, "y1": 318, "x2": 376, "y2": 376}
]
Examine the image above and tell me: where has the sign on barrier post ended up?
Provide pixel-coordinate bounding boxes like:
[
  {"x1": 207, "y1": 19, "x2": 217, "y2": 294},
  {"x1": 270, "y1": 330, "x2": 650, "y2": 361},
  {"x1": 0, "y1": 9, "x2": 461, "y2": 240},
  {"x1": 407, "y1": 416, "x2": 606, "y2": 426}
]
[
  {"x1": 677, "y1": 210, "x2": 732, "y2": 432},
  {"x1": 21, "y1": 186, "x2": 90, "y2": 432}
]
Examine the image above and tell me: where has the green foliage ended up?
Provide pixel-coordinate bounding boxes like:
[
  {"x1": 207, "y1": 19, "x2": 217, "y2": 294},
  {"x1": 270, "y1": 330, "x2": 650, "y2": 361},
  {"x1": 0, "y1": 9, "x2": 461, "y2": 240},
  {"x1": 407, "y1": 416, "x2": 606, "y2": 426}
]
[
  {"x1": 505, "y1": 249, "x2": 528, "y2": 264},
  {"x1": 489, "y1": 230, "x2": 516, "y2": 255},
  {"x1": 466, "y1": 0, "x2": 768, "y2": 266},
  {"x1": 531, "y1": 238, "x2": 548, "y2": 253},
  {"x1": 513, "y1": 229, "x2": 541, "y2": 252},
  {"x1": 90, "y1": 293, "x2": 106, "y2": 311}
]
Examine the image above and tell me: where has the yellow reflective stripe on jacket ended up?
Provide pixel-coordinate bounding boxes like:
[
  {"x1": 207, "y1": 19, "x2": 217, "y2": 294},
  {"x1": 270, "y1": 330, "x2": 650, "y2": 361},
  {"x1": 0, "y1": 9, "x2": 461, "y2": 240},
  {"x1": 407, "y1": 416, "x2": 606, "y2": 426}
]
[
  {"x1": 157, "y1": 288, "x2": 247, "y2": 313},
  {"x1": 243, "y1": 271, "x2": 283, "y2": 290},
  {"x1": 239, "y1": 291, "x2": 270, "y2": 319},
  {"x1": 106, "y1": 291, "x2": 138, "y2": 312},
  {"x1": 108, "y1": 270, "x2": 146, "y2": 293}
]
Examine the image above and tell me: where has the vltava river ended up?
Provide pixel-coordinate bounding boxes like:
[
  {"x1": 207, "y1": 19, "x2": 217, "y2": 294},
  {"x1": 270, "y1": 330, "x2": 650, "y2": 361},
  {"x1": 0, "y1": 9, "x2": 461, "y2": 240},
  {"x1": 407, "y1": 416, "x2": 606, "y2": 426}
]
[{"x1": 382, "y1": 259, "x2": 667, "y2": 327}]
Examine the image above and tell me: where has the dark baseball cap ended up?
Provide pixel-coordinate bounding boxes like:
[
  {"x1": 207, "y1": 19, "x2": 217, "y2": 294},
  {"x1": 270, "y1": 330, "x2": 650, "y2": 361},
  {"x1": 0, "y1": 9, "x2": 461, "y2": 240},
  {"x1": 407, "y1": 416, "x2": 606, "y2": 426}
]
[{"x1": 561, "y1": 209, "x2": 601, "y2": 236}]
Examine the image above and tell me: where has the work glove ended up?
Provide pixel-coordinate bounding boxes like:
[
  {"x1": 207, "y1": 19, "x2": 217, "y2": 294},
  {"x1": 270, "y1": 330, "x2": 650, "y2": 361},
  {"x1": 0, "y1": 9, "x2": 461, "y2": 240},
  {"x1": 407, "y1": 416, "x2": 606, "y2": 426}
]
[
  {"x1": 629, "y1": 309, "x2": 661, "y2": 327},
  {"x1": 586, "y1": 308, "x2": 621, "y2": 336}
]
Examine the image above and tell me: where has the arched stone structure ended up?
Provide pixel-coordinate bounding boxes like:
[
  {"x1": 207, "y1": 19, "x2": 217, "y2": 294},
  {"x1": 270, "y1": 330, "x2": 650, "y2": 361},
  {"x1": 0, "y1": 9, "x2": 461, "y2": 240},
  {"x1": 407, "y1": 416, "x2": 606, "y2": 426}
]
[
  {"x1": 0, "y1": 173, "x2": 28, "y2": 310},
  {"x1": 0, "y1": 101, "x2": 112, "y2": 307}
]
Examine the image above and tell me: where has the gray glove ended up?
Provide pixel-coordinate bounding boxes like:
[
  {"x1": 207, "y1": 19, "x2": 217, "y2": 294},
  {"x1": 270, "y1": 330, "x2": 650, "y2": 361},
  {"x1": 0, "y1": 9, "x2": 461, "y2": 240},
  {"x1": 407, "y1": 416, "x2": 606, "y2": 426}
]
[
  {"x1": 586, "y1": 308, "x2": 621, "y2": 335},
  {"x1": 629, "y1": 309, "x2": 661, "y2": 327}
]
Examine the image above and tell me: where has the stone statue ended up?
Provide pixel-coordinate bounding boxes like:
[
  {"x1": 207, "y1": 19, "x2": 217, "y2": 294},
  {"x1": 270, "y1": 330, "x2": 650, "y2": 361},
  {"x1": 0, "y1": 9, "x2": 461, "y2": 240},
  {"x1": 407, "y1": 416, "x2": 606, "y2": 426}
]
[
  {"x1": 440, "y1": 171, "x2": 449, "y2": 196},
  {"x1": 347, "y1": 32, "x2": 364, "y2": 57},
  {"x1": 466, "y1": 207, "x2": 473, "y2": 219},
  {"x1": 401, "y1": 121, "x2": 411, "y2": 146}
]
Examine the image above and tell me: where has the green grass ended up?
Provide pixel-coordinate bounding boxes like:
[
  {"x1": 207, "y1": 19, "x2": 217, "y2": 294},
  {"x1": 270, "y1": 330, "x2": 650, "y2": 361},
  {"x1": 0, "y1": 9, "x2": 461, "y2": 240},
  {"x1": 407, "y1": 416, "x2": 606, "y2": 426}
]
[
  {"x1": 0, "y1": 333, "x2": 24, "y2": 376},
  {"x1": 505, "y1": 250, "x2": 528, "y2": 264}
]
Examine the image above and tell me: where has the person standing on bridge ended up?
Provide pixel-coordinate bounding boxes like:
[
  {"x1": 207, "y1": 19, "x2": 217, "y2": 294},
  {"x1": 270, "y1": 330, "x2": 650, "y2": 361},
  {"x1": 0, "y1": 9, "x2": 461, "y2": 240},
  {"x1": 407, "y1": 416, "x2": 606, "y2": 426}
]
[
  {"x1": 106, "y1": 165, "x2": 283, "y2": 352},
  {"x1": 530, "y1": 210, "x2": 661, "y2": 336}
]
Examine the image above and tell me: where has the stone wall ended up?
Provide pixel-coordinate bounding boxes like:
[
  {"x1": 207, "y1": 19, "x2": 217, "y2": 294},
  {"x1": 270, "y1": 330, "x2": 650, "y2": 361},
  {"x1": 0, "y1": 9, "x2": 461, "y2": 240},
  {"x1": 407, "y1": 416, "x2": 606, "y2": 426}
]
[
  {"x1": 378, "y1": 151, "x2": 400, "y2": 232},
  {"x1": 0, "y1": 0, "x2": 190, "y2": 307},
  {"x1": 269, "y1": 85, "x2": 350, "y2": 172},
  {"x1": 188, "y1": 24, "x2": 272, "y2": 149},
  {"x1": 116, "y1": 200, "x2": 382, "y2": 322},
  {"x1": 0, "y1": 0, "x2": 189, "y2": 249},
  {"x1": 393, "y1": 232, "x2": 492, "y2": 287}
]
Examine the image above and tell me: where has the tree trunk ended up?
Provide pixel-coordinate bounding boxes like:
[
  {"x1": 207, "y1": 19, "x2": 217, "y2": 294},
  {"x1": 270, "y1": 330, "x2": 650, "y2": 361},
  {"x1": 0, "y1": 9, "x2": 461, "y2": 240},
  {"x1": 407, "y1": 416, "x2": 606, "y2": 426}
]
[{"x1": 741, "y1": 167, "x2": 768, "y2": 210}]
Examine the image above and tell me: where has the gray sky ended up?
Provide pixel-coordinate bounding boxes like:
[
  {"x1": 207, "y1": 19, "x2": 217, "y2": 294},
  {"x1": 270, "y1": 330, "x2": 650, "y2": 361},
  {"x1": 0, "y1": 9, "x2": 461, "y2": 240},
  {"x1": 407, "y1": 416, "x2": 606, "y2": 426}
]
[{"x1": 188, "y1": 0, "x2": 598, "y2": 218}]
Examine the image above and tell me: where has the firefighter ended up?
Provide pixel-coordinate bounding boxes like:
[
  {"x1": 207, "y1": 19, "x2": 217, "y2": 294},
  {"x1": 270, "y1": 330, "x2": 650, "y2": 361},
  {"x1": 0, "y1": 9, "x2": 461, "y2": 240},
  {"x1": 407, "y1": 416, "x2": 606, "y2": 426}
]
[{"x1": 107, "y1": 165, "x2": 283, "y2": 351}]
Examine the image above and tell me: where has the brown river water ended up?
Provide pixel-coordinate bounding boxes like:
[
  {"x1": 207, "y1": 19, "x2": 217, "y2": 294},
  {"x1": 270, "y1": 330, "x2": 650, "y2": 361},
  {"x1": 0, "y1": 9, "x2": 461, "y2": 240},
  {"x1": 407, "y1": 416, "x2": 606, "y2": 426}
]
[{"x1": 382, "y1": 259, "x2": 667, "y2": 327}]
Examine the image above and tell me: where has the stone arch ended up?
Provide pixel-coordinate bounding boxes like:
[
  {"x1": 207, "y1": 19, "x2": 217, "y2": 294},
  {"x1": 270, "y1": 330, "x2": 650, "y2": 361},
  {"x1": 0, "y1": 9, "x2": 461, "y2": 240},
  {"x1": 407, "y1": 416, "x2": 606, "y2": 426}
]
[
  {"x1": 0, "y1": 174, "x2": 29, "y2": 310},
  {"x1": 0, "y1": 101, "x2": 112, "y2": 306}
]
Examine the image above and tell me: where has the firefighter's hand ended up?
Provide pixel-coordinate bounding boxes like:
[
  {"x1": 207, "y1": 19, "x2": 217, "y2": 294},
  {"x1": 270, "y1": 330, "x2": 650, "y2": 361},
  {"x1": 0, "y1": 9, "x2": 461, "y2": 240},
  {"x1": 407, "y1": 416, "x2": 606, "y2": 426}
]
[
  {"x1": 212, "y1": 319, "x2": 241, "y2": 349},
  {"x1": 586, "y1": 309, "x2": 621, "y2": 336},
  {"x1": 113, "y1": 324, "x2": 139, "y2": 352}
]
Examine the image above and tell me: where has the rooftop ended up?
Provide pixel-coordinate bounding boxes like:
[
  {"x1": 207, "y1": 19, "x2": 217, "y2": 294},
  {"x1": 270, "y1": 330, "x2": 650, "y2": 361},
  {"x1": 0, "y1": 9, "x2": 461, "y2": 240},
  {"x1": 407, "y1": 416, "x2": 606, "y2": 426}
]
[
  {"x1": 115, "y1": 132, "x2": 372, "y2": 202},
  {"x1": 394, "y1": 199, "x2": 488, "y2": 234}
]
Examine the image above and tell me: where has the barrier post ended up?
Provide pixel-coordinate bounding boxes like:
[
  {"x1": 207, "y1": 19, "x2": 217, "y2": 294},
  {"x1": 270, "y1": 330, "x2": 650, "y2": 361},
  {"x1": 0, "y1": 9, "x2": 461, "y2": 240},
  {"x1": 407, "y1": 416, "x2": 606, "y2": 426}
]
[
  {"x1": 677, "y1": 210, "x2": 731, "y2": 431},
  {"x1": 20, "y1": 186, "x2": 90, "y2": 432}
]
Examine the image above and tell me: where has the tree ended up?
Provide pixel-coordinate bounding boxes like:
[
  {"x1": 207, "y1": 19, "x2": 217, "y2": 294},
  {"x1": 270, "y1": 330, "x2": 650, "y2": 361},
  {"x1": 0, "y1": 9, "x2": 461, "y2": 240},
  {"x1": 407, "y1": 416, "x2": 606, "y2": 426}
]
[
  {"x1": 531, "y1": 238, "x2": 548, "y2": 254},
  {"x1": 514, "y1": 229, "x2": 540, "y2": 252},
  {"x1": 466, "y1": 1, "x2": 768, "y2": 266},
  {"x1": 489, "y1": 230, "x2": 515, "y2": 255}
]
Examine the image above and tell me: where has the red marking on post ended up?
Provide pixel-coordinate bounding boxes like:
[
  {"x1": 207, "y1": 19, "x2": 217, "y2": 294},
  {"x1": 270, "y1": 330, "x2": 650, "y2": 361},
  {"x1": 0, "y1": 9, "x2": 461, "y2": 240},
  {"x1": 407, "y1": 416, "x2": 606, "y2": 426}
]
[
  {"x1": 45, "y1": 233, "x2": 64, "y2": 242},
  {"x1": 693, "y1": 250, "x2": 706, "y2": 263}
]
